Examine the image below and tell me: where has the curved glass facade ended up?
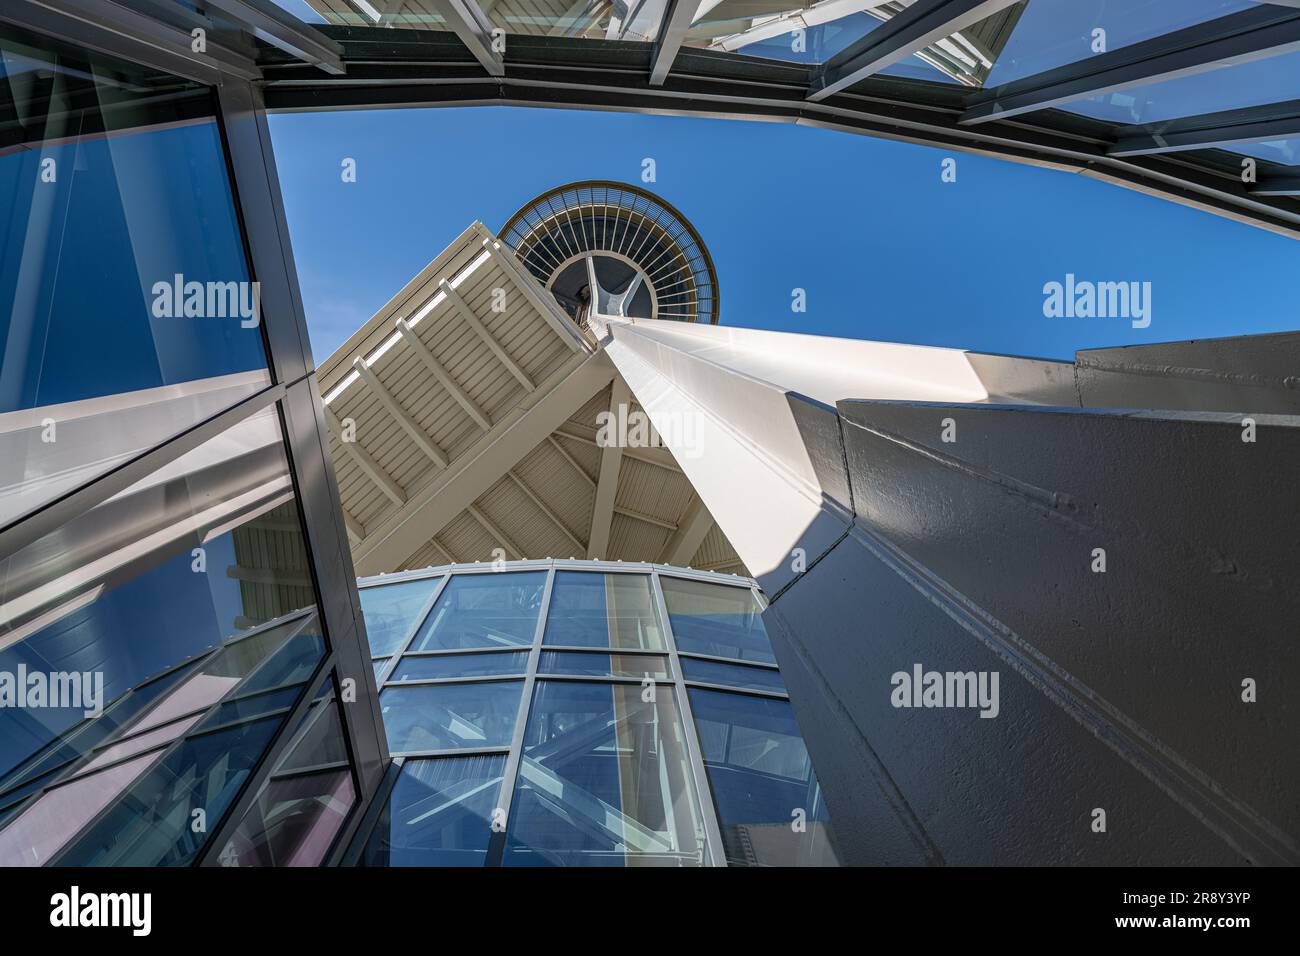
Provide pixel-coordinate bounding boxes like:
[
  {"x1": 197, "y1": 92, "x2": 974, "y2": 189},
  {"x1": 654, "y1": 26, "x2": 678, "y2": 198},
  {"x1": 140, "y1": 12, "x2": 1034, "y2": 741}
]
[{"x1": 354, "y1": 561, "x2": 838, "y2": 867}]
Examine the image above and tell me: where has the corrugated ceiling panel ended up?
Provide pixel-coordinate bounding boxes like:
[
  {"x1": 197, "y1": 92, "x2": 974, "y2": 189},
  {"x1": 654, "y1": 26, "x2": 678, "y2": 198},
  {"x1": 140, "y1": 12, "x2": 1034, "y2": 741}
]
[{"x1": 608, "y1": 512, "x2": 670, "y2": 563}]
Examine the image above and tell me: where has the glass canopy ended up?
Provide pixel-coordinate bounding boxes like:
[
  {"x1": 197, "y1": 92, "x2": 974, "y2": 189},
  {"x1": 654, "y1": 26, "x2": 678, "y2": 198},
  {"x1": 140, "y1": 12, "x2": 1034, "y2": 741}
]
[{"x1": 243, "y1": 0, "x2": 1300, "y2": 227}]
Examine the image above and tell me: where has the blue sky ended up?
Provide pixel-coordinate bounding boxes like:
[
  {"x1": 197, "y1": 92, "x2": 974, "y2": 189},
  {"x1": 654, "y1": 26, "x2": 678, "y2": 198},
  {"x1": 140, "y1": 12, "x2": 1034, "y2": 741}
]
[{"x1": 269, "y1": 104, "x2": 1299, "y2": 362}]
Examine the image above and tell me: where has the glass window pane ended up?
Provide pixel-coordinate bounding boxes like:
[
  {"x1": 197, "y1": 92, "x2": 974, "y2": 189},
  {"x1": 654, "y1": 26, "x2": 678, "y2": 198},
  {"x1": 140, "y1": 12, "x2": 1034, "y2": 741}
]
[
  {"x1": 984, "y1": 0, "x2": 1255, "y2": 88},
  {"x1": 0, "y1": 406, "x2": 328, "y2": 866},
  {"x1": 390, "y1": 651, "x2": 529, "y2": 681},
  {"x1": 537, "y1": 651, "x2": 671, "y2": 679},
  {"x1": 688, "y1": 689, "x2": 838, "y2": 867},
  {"x1": 379, "y1": 681, "x2": 523, "y2": 753},
  {"x1": 1064, "y1": 47, "x2": 1300, "y2": 126},
  {"x1": 204, "y1": 687, "x2": 356, "y2": 867},
  {"x1": 410, "y1": 571, "x2": 546, "y2": 651},
  {"x1": 661, "y1": 577, "x2": 775, "y2": 663},
  {"x1": 372, "y1": 658, "x2": 390, "y2": 678},
  {"x1": 542, "y1": 572, "x2": 665, "y2": 649},
  {"x1": 41, "y1": 617, "x2": 326, "y2": 867},
  {"x1": 0, "y1": 407, "x2": 312, "y2": 788},
  {"x1": 681, "y1": 657, "x2": 787, "y2": 693},
  {"x1": 360, "y1": 755, "x2": 506, "y2": 867},
  {"x1": 1232, "y1": 138, "x2": 1300, "y2": 167},
  {"x1": 504, "y1": 681, "x2": 709, "y2": 867},
  {"x1": 358, "y1": 578, "x2": 440, "y2": 657},
  {"x1": 0, "y1": 24, "x2": 271, "y2": 527}
]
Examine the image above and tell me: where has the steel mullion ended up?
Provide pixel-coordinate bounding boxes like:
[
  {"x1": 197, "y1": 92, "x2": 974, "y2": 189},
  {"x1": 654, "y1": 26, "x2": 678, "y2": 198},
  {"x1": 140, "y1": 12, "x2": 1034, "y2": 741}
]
[
  {"x1": 373, "y1": 572, "x2": 453, "y2": 686},
  {"x1": 485, "y1": 562, "x2": 555, "y2": 866},
  {"x1": 651, "y1": 568, "x2": 727, "y2": 867}
]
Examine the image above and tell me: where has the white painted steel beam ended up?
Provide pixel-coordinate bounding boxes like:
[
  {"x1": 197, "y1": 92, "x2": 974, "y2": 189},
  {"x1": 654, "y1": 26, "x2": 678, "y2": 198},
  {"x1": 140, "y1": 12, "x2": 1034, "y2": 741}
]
[
  {"x1": 439, "y1": 278, "x2": 536, "y2": 390},
  {"x1": 587, "y1": 376, "x2": 630, "y2": 559},
  {"x1": 352, "y1": 351, "x2": 617, "y2": 575},
  {"x1": 353, "y1": 356, "x2": 449, "y2": 469},
  {"x1": 660, "y1": 494, "x2": 713, "y2": 566},
  {"x1": 396, "y1": 317, "x2": 492, "y2": 431},
  {"x1": 326, "y1": 407, "x2": 406, "y2": 507}
]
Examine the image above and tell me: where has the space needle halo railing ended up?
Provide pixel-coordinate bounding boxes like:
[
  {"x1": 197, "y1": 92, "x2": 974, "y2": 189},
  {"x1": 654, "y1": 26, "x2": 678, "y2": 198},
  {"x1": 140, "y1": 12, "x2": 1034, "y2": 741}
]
[{"x1": 500, "y1": 181, "x2": 721, "y2": 325}]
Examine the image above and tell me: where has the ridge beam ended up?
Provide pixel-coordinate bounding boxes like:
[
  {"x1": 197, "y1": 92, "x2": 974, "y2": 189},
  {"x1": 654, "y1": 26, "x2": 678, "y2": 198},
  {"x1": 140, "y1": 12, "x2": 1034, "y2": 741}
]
[
  {"x1": 660, "y1": 494, "x2": 713, "y2": 566},
  {"x1": 483, "y1": 238, "x2": 587, "y2": 353},
  {"x1": 508, "y1": 470, "x2": 587, "y2": 552}
]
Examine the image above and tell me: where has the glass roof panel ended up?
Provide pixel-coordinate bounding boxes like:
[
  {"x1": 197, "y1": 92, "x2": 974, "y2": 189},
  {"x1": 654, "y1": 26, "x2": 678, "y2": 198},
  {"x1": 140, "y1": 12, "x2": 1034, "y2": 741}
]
[
  {"x1": 681, "y1": 1, "x2": 1024, "y2": 85},
  {"x1": 983, "y1": 0, "x2": 1258, "y2": 88},
  {"x1": 264, "y1": 0, "x2": 332, "y2": 24},
  {"x1": 1062, "y1": 47, "x2": 1300, "y2": 125},
  {"x1": 298, "y1": 0, "x2": 448, "y2": 29},
  {"x1": 1232, "y1": 138, "x2": 1300, "y2": 167}
]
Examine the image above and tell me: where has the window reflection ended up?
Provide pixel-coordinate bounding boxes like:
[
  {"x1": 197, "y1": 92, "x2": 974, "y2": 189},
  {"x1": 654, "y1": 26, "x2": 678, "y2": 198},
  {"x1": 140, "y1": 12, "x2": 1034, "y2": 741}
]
[
  {"x1": 538, "y1": 650, "x2": 670, "y2": 679},
  {"x1": 0, "y1": 407, "x2": 327, "y2": 866},
  {"x1": 206, "y1": 682, "x2": 356, "y2": 867},
  {"x1": 0, "y1": 612, "x2": 325, "y2": 866},
  {"x1": 389, "y1": 651, "x2": 529, "y2": 682},
  {"x1": 689, "y1": 689, "x2": 838, "y2": 867},
  {"x1": 358, "y1": 577, "x2": 440, "y2": 657},
  {"x1": 0, "y1": 24, "x2": 270, "y2": 527},
  {"x1": 360, "y1": 755, "x2": 505, "y2": 867},
  {"x1": 681, "y1": 656, "x2": 786, "y2": 693},
  {"x1": 379, "y1": 681, "x2": 523, "y2": 753},
  {"x1": 505, "y1": 681, "x2": 708, "y2": 867},
  {"x1": 409, "y1": 571, "x2": 545, "y2": 651},
  {"x1": 660, "y1": 577, "x2": 775, "y2": 663},
  {"x1": 542, "y1": 572, "x2": 665, "y2": 649}
]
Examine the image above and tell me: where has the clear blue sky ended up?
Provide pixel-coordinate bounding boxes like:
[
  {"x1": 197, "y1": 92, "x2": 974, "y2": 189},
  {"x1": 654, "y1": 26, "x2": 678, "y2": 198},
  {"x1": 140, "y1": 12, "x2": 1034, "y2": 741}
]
[{"x1": 269, "y1": 105, "x2": 1299, "y2": 362}]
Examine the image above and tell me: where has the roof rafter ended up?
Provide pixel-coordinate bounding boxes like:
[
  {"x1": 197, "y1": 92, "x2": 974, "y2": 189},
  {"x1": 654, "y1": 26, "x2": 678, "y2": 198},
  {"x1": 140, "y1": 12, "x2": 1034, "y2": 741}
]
[
  {"x1": 396, "y1": 317, "x2": 492, "y2": 430},
  {"x1": 326, "y1": 406, "x2": 407, "y2": 507},
  {"x1": 352, "y1": 356, "x2": 449, "y2": 469},
  {"x1": 587, "y1": 376, "x2": 629, "y2": 559},
  {"x1": 440, "y1": 278, "x2": 536, "y2": 390},
  {"x1": 962, "y1": 5, "x2": 1300, "y2": 125}
]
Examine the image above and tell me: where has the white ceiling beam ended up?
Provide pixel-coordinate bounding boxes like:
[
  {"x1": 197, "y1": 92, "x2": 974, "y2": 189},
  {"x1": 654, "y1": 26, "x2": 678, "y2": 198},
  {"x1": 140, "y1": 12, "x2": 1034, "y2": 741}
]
[
  {"x1": 508, "y1": 470, "x2": 587, "y2": 553},
  {"x1": 352, "y1": 356, "x2": 449, "y2": 469},
  {"x1": 326, "y1": 407, "x2": 407, "y2": 507},
  {"x1": 553, "y1": 426, "x2": 682, "y2": 473},
  {"x1": 482, "y1": 238, "x2": 588, "y2": 353},
  {"x1": 587, "y1": 376, "x2": 630, "y2": 559},
  {"x1": 342, "y1": 507, "x2": 365, "y2": 544},
  {"x1": 396, "y1": 317, "x2": 492, "y2": 431},
  {"x1": 660, "y1": 494, "x2": 714, "y2": 566},
  {"x1": 467, "y1": 504, "x2": 524, "y2": 560},
  {"x1": 352, "y1": 351, "x2": 617, "y2": 575},
  {"x1": 547, "y1": 434, "x2": 597, "y2": 487},
  {"x1": 613, "y1": 504, "x2": 677, "y2": 532},
  {"x1": 440, "y1": 278, "x2": 536, "y2": 391}
]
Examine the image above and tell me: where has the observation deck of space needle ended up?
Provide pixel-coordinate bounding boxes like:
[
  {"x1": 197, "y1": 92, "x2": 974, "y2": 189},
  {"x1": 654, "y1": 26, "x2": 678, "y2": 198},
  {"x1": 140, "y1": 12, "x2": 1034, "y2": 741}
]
[{"x1": 499, "y1": 181, "x2": 721, "y2": 329}]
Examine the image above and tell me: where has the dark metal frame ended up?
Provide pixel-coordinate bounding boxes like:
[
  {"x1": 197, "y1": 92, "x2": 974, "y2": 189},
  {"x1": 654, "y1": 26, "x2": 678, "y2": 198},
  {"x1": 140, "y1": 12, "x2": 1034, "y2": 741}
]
[
  {"x1": 809, "y1": 0, "x2": 1023, "y2": 102},
  {"x1": 962, "y1": 4, "x2": 1300, "y2": 124},
  {"x1": 253, "y1": 27, "x2": 1300, "y2": 240},
  {"x1": 0, "y1": 0, "x2": 389, "y2": 867}
]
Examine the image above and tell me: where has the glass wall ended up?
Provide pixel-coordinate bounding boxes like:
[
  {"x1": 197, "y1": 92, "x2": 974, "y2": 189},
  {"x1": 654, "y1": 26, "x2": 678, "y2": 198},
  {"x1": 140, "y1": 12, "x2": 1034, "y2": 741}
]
[
  {"x1": 353, "y1": 562, "x2": 839, "y2": 867},
  {"x1": 0, "y1": 23, "x2": 271, "y2": 529},
  {"x1": 0, "y1": 24, "x2": 365, "y2": 867}
]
